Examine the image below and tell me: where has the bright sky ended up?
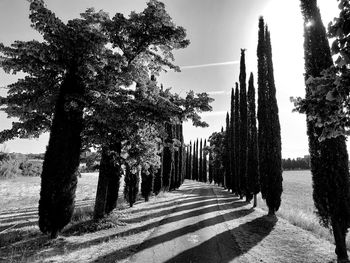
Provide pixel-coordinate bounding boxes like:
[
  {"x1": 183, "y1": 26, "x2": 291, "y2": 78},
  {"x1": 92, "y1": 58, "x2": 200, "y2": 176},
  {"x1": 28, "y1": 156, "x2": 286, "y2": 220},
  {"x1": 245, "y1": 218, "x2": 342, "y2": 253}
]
[{"x1": 0, "y1": 0, "x2": 341, "y2": 158}]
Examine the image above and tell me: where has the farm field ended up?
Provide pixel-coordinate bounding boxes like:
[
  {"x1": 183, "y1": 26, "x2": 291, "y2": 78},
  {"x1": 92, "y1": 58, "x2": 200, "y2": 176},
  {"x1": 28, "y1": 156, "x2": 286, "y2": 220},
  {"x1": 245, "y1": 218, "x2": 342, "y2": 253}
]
[{"x1": 0, "y1": 173, "x2": 99, "y2": 212}]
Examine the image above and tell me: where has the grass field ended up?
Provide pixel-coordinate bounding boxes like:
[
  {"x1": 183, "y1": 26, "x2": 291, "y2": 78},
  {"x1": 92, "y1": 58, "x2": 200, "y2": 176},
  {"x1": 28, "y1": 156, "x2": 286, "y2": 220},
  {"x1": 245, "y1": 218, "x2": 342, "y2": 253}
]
[
  {"x1": 258, "y1": 170, "x2": 347, "y2": 247},
  {"x1": 0, "y1": 173, "x2": 99, "y2": 212}
]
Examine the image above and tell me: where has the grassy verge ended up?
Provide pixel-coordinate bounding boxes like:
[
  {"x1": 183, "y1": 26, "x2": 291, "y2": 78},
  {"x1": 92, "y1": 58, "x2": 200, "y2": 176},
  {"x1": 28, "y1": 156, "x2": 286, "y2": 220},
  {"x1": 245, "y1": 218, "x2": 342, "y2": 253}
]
[{"x1": 257, "y1": 170, "x2": 350, "y2": 248}]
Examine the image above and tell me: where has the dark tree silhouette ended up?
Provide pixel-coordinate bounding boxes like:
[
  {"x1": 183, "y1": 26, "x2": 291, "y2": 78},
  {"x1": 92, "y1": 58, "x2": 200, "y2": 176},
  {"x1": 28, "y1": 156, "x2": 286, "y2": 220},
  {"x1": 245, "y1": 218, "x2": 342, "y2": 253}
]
[
  {"x1": 124, "y1": 164, "x2": 139, "y2": 207},
  {"x1": 224, "y1": 112, "x2": 231, "y2": 190},
  {"x1": 203, "y1": 139, "x2": 208, "y2": 183},
  {"x1": 94, "y1": 142, "x2": 122, "y2": 220},
  {"x1": 234, "y1": 83, "x2": 241, "y2": 196},
  {"x1": 229, "y1": 88, "x2": 236, "y2": 193},
  {"x1": 209, "y1": 151, "x2": 214, "y2": 184},
  {"x1": 300, "y1": 1, "x2": 350, "y2": 260},
  {"x1": 247, "y1": 73, "x2": 260, "y2": 206},
  {"x1": 257, "y1": 17, "x2": 282, "y2": 215},
  {"x1": 141, "y1": 168, "x2": 154, "y2": 202},
  {"x1": 239, "y1": 49, "x2": 248, "y2": 200},
  {"x1": 199, "y1": 138, "x2": 203, "y2": 182}
]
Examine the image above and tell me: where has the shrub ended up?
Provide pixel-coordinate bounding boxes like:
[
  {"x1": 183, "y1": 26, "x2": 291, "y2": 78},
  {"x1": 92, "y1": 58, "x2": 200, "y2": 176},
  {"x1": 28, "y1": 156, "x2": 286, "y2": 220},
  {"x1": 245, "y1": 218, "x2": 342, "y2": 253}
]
[
  {"x1": 0, "y1": 158, "x2": 21, "y2": 178},
  {"x1": 20, "y1": 160, "x2": 43, "y2": 177}
]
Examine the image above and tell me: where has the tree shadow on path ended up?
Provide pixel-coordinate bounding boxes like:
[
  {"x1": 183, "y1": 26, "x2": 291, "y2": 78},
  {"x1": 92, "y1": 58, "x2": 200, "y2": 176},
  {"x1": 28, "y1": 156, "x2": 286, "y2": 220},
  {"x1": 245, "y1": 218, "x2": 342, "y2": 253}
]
[
  {"x1": 94, "y1": 208, "x2": 254, "y2": 262},
  {"x1": 164, "y1": 215, "x2": 278, "y2": 263}
]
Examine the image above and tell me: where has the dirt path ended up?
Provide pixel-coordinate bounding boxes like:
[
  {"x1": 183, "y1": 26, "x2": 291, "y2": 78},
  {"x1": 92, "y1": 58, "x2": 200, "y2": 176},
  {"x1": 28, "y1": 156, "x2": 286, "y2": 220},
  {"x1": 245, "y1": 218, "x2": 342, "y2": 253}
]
[{"x1": 125, "y1": 181, "x2": 337, "y2": 263}]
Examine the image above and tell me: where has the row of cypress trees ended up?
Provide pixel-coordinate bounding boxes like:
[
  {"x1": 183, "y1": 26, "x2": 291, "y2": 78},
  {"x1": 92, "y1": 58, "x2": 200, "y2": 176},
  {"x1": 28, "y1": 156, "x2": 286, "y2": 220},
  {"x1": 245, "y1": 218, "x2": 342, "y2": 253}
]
[
  {"x1": 185, "y1": 138, "x2": 208, "y2": 183},
  {"x1": 207, "y1": 17, "x2": 282, "y2": 215}
]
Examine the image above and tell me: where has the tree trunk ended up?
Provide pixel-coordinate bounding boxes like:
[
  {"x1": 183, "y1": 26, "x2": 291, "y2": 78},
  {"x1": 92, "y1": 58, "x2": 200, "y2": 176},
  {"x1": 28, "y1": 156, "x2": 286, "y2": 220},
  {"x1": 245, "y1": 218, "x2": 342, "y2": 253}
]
[
  {"x1": 105, "y1": 142, "x2": 122, "y2": 214},
  {"x1": 253, "y1": 194, "x2": 257, "y2": 208},
  {"x1": 93, "y1": 142, "x2": 121, "y2": 220},
  {"x1": 332, "y1": 219, "x2": 349, "y2": 262},
  {"x1": 39, "y1": 70, "x2": 84, "y2": 238}
]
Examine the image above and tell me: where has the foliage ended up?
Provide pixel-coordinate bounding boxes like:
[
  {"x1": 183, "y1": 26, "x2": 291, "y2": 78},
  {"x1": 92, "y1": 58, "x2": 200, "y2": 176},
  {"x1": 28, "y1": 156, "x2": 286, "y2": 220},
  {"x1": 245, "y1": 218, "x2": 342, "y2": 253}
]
[
  {"x1": 234, "y1": 83, "x2": 241, "y2": 194},
  {"x1": 246, "y1": 72, "x2": 260, "y2": 199},
  {"x1": 229, "y1": 88, "x2": 236, "y2": 193},
  {"x1": 124, "y1": 164, "x2": 140, "y2": 207},
  {"x1": 223, "y1": 112, "x2": 231, "y2": 189},
  {"x1": 208, "y1": 130, "x2": 225, "y2": 186},
  {"x1": 239, "y1": 49, "x2": 248, "y2": 199},
  {"x1": 20, "y1": 160, "x2": 43, "y2": 177},
  {"x1": 292, "y1": 0, "x2": 350, "y2": 140},
  {"x1": 299, "y1": 0, "x2": 350, "y2": 260},
  {"x1": 257, "y1": 17, "x2": 282, "y2": 215},
  {"x1": 282, "y1": 157, "x2": 310, "y2": 170},
  {"x1": 141, "y1": 167, "x2": 155, "y2": 202},
  {"x1": 0, "y1": 157, "x2": 21, "y2": 179}
]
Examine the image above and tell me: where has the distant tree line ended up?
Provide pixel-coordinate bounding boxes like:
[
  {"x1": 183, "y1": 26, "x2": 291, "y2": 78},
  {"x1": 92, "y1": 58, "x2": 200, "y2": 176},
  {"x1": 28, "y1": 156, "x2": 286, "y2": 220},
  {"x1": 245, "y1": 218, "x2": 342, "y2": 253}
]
[{"x1": 282, "y1": 156, "x2": 310, "y2": 170}]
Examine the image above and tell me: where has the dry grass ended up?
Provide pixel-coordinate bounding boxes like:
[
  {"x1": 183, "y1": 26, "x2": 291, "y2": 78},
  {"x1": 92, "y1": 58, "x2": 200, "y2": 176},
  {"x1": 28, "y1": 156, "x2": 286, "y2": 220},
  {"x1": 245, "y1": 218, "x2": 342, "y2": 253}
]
[
  {"x1": 0, "y1": 173, "x2": 188, "y2": 262},
  {"x1": 0, "y1": 173, "x2": 99, "y2": 212},
  {"x1": 258, "y1": 170, "x2": 350, "y2": 248}
]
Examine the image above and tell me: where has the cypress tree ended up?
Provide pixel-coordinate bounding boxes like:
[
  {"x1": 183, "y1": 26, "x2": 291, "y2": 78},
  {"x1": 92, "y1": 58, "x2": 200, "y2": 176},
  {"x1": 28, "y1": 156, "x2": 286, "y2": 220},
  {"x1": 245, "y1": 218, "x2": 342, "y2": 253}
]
[
  {"x1": 247, "y1": 73, "x2": 260, "y2": 206},
  {"x1": 257, "y1": 17, "x2": 269, "y2": 208},
  {"x1": 124, "y1": 164, "x2": 139, "y2": 207},
  {"x1": 192, "y1": 140, "x2": 197, "y2": 181},
  {"x1": 209, "y1": 151, "x2": 213, "y2": 183},
  {"x1": 189, "y1": 141, "x2": 192, "y2": 180},
  {"x1": 230, "y1": 88, "x2": 236, "y2": 194},
  {"x1": 170, "y1": 124, "x2": 178, "y2": 191},
  {"x1": 177, "y1": 123, "x2": 184, "y2": 187},
  {"x1": 141, "y1": 168, "x2": 154, "y2": 202},
  {"x1": 203, "y1": 139, "x2": 207, "y2": 183},
  {"x1": 93, "y1": 142, "x2": 122, "y2": 220},
  {"x1": 38, "y1": 71, "x2": 84, "y2": 238},
  {"x1": 199, "y1": 138, "x2": 203, "y2": 182},
  {"x1": 239, "y1": 49, "x2": 248, "y2": 200},
  {"x1": 257, "y1": 17, "x2": 282, "y2": 215},
  {"x1": 224, "y1": 112, "x2": 231, "y2": 190},
  {"x1": 196, "y1": 138, "x2": 199, "y2": 181},
  {"x1": 162, "y1": 122, "x2": 173, "y2": 191},
  {"x1": 153, "y1": 161, "x2": 162, "y2": 195},
  {"x1": 185, "y1": 145, "x2": 189, "y2": 179},
  {"x1": 234, "y1": 83, "x2": 241, "y2": 197},
  {"x1": 300, "y1": 1, "x2": 350, "y2": 260}
]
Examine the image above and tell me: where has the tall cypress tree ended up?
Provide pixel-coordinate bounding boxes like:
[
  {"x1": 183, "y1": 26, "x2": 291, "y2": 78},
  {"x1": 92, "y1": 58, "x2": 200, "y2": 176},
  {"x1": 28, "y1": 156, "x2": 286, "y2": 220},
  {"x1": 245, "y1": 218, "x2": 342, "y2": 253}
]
[
  {"x1": 224, "y1": 113, "x2": 231, "y2": 189},
  {"x1": 153, "y1": 156, "x2": 163, "y2": 195},
  {"x1": 171, "y1": 124, "x2": 178, "y2": 190},
  {"x1": 300, "y1": 1, "x2": 350, "y2": 260},
  {"x1": 247, "y1": 72, "x2": 260, "y2": 206},
  {"x1": 257, "y1": 17, "x2": 282, "y2": 215},
  {"x1": 239, "y1": 49, "x2": 248, "y2": 200},
  {"x1": 93, "y1": 142, "x2": 122, "y2": 220},
  {"x1": 178, "y1": 123, "x2": 184, "y2": 187},
  {"x1": 234, "y1": 83, "x2": 241, "y2": 197},
  {"x1": 162, "y1": 122, "x2": 173, "y2": 191},
  {"x1": 141, "y1": 168, "x2": 154, "y2": 202},
  {"x1": 203, "y1": 139, "x2": 207, "y2": 183},
  {"x1": 192, "y1": 140, "x2": 197, "y2": 181},
  {"x1": 124, "y1": 164, "x2": 139, "y2": 207},
  {"x1": 199, "y1": 138, "x2": 203, "y2": 182},
  {"x1": 196, "y1": 138, "x2": 199, "y2": 181},
  {"x1": 189, "y1": 141, "x2": 192, "y2": 180},
  {"x1": 230, "y1": 88, "x2": 236, "y2": 194},
  {"x1": 209, "y1": 151, "x2": 214, "y2": 183}
]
